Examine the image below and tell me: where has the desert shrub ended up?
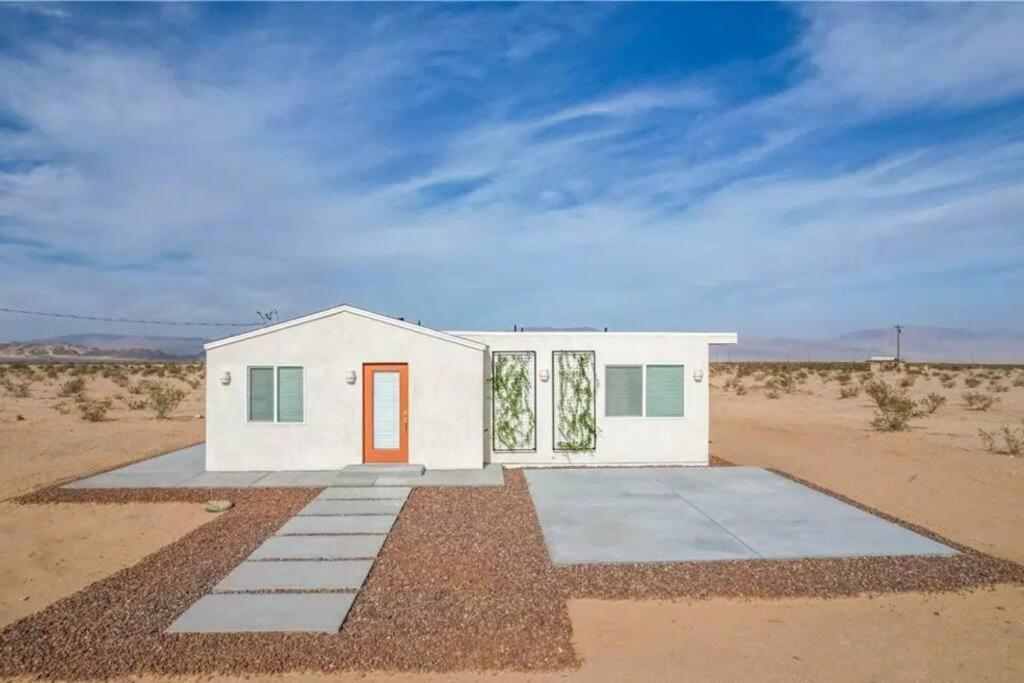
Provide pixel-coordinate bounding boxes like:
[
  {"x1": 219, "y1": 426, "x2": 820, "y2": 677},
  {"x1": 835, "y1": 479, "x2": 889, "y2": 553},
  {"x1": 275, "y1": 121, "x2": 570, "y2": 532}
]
[
  {"x1": 147, "y1": 383, "x2": 186, "y2": 419},
  {"x1": 44, "y1": 366, "x2": 60, "y2": 380},
  {"x1": 838, "y1": 385, "x2": 859, "y2": 399},
  {"x1": 51, "y1": 401, "x2": 71, "y2": 415},
  {"x1": 836, "y1": 371, "x2": 852, "y2": 385},
  {"x1": 962, "y1": 391, "x2": 997, "y2": 411},
  {"x1": 58, "y1": 377, "x2": 86, "y2": 397},
  {"x1": 964, "y1": 376, "x2": 981, "y2": 388},
  {"x1": 864, "y1": 381, "x2": 916, "y2": 431},
  {"x1": 77, "y1": 397, "x2": 112, "y2": 422},
  {"x1": 1013, "y1": 376, "x2": 1024, "y2": 388},
  {"x1": 941, "y1": 379, "x2": 956, "y2": 389},
  {"x1": 898, "y1": 375, "x2": 916, "y2": 388},
  {"x1": 11, "y1": 381, "x2": 30, "y2": 398},
  {"x1": 734, "y1": 383, "x2": 748, "y2": 396},
  {"x1": 186, "y1": 378, "x2": 201, "y2": 390},
  {"x1": 753, "y1": 371, "x2": 766, "y2": 382},
  {"x1": 988, "y1": 382, "x2": 1009, "y2": 393},
  {"x1": 918, "y1": 393, "x2": 947, "y2": 414},
  {"x1": 978, "y1": 424, "x2": 1024, "y2": 456}
]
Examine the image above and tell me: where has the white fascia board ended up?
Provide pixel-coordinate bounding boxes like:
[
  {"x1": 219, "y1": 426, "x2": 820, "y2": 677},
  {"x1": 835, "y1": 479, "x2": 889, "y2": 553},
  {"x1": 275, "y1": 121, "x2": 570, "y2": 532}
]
[
  {"x1": 446, "y1": 331, "x2": 739, "y2": 345},
  {"x1": 205, "y1": 305, "x2": 487, "y2": 352}
]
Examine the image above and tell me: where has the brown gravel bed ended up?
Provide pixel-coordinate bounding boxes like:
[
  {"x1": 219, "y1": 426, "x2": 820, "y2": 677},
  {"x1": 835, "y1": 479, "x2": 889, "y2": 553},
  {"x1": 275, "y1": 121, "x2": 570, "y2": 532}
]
[
  {"x1": 0, "y1": 471, "x2": 577, "y2": 679},
  {"x1": 3, "y1": 468, "x2": 1022, "y2": 679}
]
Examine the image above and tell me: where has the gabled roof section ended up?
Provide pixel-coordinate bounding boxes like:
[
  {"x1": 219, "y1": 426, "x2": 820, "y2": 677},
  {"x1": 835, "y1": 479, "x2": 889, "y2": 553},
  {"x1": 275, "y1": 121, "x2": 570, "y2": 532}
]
[{"x1": 204, "y1": 304, "x2": 486, "y2": 352}]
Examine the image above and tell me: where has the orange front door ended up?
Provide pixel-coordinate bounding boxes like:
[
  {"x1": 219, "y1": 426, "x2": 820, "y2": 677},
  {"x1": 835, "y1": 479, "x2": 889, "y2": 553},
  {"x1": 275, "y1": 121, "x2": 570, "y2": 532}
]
[{"x1": 362, "y1": 363, "x2": 409, "y2": 463}]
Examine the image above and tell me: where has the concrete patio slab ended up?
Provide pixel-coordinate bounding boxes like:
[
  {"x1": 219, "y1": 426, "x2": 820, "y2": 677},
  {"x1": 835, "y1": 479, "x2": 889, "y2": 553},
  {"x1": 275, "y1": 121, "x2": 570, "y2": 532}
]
[
  {"x1": 167, "y1": 593, "x2": 355, "y2": 633},
  {"x1": 113, "y1": 444, "x2": 205, "y2": 473},
  {"x1": 250, "y1": 471, "x2": 379, "y2": 488},
  {"x1": 299, "y1": 499, "x2": 405, "y2": 516},
  {"x1": 343, "y1": 463, "x2": 424, "y2": 476},
  {"x1": 525, "y1": 467, "x2": 957, "y2": 565},
  {"x1": 249, "y1": 535, "x2": 385, "y2": 560},
  {"x1": 277, "y1": 515, "x2": 396, "y2": 535},
  {"x1": 174, "y1": 471, "x2": 270, "y2": 488},
  {"x1": 212, "y1": 560, "x2": 373, "y2": 592},
  {"x1": 375, "y1": 463, "x2": 505, "y2": 487},
  {"x1": 316, "y1": 486, "x2": 411, "y2": 500}
]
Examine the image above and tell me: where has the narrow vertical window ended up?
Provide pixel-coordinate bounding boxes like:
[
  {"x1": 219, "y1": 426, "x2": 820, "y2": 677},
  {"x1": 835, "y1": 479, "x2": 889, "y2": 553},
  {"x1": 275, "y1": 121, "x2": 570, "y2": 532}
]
[
  {"x1": 248, "y1": 367, "x2": 274, "y2": 422},
  {"x1": 276, "y1": 366, "x2": 304, "y2": 423},
  {"x1": 646, "y1": 365, "x2": 684, "y2": 417},
  {"x1": 605, "y1": 366, "x2": 642, "y2": 416}
]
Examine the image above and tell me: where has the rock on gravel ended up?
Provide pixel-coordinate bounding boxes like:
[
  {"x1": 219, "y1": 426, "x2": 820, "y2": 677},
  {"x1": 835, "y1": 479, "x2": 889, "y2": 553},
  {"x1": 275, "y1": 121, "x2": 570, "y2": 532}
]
[{"x1": 204, "y1": 499, "x2": 233, "y2": 512}]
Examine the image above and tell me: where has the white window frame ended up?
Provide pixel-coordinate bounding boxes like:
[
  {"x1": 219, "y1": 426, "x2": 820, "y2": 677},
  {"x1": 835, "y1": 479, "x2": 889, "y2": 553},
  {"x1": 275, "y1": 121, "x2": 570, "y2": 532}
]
[
  {"x1": 246, "y1": 364, "x2": 306, "y2": 425},
  {"x1": 602, "y1": 363, "x2": 686, "y2": 420}
]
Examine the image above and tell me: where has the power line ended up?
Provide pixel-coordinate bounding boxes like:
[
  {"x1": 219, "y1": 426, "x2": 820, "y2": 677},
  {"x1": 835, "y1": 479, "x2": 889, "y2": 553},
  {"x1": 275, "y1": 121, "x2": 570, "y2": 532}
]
[{"x1": 0, "y1": 306, "x2": 262, "y2": 328}]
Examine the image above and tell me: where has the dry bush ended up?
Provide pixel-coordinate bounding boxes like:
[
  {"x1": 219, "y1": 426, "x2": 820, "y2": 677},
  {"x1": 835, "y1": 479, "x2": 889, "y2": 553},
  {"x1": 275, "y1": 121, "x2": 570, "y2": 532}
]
[
  {"x1": 765, "y1": 389, "x2": 780, "y2": 399},
  {"x1": 864, "y1": 380, "x2": 916, "y2": 431},
  {"x1": 898, "y1": 375, "x2": 916, "y2": 388},
  {"x1": 57, "y1": 377, "x2": 86, "y2": 397},
  {"x1": 941, "y1": 378, "x2": 956, "y2": 389},
  {"x1": 838, "y1": 385, "x2": 859, "y2": 399},
  {"x1": 918, "y1": 392, "x2": 947, "y2": 414},
  {"x1": 836, "y1": 371, "x2": 852, "y2": 385},
  {"x1": 988, "y1": 381, "x2": 1009, "y2": 393},
  {"x1": 964, "y1": 376, "x2": 982, "y2": 388},
  {"x1": 1014, "y1": 376, "x2": 1024, "y2": 388},
  {"x1": 978, "y1": 424, "x2": 1024, "y2": 456},
  {"x1": 962, "y1": 391, "x2": 997, "y2": 411},
  {"x1": 147, "y1": 383, "x2": 186, "y2": 419},
  {"x1": 76, "y1": 397, "x2": 112, "y2": 422},
  {"x1": 734, "y1": 383, "x2": 748, "y2": 396}
]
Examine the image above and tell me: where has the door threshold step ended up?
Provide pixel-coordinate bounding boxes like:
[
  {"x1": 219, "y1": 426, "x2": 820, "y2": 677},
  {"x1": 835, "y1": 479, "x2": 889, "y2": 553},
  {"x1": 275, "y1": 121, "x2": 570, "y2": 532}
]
[{"x1": 343, "y1": 464, "x2": 424, "y2": 477}]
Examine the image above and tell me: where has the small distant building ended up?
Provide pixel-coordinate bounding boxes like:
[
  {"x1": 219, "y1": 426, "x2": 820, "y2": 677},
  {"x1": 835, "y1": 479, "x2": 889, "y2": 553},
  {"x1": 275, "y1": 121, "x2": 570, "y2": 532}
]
[{"x1": 869, "y1": 355, "x2": 897, "y2": 372}]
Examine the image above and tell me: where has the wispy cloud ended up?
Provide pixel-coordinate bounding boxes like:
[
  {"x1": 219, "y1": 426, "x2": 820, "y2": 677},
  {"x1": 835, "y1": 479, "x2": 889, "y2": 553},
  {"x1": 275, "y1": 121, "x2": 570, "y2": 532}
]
[{"x1": 0, "y1": 3, "x2": 1022, "y2": 339}]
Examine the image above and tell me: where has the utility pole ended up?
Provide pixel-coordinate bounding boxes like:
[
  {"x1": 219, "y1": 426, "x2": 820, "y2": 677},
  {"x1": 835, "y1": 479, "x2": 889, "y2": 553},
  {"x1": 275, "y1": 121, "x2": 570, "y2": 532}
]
[{"x1": 895, "y1": 324, "x2": 904, "y2": 363}]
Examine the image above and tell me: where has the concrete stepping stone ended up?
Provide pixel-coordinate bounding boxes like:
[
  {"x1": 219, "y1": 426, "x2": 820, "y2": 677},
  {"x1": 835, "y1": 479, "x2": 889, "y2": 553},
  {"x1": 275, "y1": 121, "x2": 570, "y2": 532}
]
[
  {"x1": 212, "y1": 560, "x2": 373, "y2": 592},
  {"x1": 343, "y1": 463, "x2": 424, "y2": 476},
  {"x1": 251, "y1": 471, "x2": 378, "y2": 487},
  {"x1": 167, "y1": 592, "x2": 355, "y2": 633},
  {"x1": 277, "y1": 515, "x2": 396, "y2": 535},
  {"x1": 299, "y1": 499, "x2": 405, "y2": 516},
  {"x1": 316, "y1": 486, "x2": 410, "y2": 501},
  {"x1": 249, "y1": 535, "x2": 385, "y2": 560}
]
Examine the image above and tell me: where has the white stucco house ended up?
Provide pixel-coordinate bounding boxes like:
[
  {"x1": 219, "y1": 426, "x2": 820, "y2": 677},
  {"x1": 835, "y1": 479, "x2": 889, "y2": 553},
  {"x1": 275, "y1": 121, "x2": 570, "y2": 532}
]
[{"x1": 204, "y1": 304, "x2": 737, "y2": 471}]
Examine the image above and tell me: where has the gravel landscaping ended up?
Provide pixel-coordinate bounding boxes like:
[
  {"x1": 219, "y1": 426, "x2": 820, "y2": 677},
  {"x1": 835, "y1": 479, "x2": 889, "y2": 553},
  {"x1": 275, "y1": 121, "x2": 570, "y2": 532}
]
[{"x1": 2, "y1": 470, "x2": 1023, "y2": 679}]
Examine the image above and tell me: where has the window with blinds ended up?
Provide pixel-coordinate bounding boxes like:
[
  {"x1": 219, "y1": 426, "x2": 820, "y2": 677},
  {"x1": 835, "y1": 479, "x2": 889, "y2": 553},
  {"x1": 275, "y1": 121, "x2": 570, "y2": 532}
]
[
  {"x1": 276, "y1": 367, "x2": 304, "y2": 423},
  {"x1": 248, "y1": 365, "x2": 304, "y2": 423},
  {"x1": 605, "y1": 365, "x2": 642, "y2": 416},
  {"x1": 248, "y1": 367, "x2": 274, "y2": 422},
  {"x1": 646, "y1": 365, "x2": 684, "y2": 417}
]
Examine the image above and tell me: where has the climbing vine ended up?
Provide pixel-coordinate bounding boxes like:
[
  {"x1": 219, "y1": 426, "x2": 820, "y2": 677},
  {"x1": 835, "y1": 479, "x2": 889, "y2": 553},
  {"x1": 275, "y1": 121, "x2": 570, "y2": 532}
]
[
  {"x1": 553, "y1": 350, "x2": 597, "y2": 451},
  {"x1": 492, "y1": 352, "x2": 536, "y2": 451}
]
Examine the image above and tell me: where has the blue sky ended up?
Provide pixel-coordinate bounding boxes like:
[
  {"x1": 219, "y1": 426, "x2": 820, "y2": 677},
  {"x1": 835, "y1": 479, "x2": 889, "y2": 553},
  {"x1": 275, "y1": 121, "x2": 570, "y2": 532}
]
[{"x1": 1, "y1": 2, "x2": 1023, "y2": 341}]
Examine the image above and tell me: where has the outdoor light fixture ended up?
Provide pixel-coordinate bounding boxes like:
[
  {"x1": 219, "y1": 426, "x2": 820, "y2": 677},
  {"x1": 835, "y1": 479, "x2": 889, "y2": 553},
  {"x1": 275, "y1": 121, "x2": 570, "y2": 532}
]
[
  {"x1": 693, "y1": 368, "x2": 704, "y2": 383},
  {"x1": 539, "y1": 368, "x2": 550, "y2": 382},
  {"x1": 346, "y1": 370, "x2": 358, "y2": 385},
  {"x1": 220, "y1": 371, "x2": 231, "y2": 386}
]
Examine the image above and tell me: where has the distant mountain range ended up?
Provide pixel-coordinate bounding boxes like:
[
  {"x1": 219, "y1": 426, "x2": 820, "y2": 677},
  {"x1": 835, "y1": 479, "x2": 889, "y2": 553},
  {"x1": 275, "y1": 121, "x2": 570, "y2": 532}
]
[
  {"x1": 711, "y1": 327, "x2": 1024, "y2": 364},
  {"x1": 1, "y1": 326, "x2": 1022, "y2": 363},
  {"x1": 0, "y1": 334, "x2": 208, "y2": 361}
]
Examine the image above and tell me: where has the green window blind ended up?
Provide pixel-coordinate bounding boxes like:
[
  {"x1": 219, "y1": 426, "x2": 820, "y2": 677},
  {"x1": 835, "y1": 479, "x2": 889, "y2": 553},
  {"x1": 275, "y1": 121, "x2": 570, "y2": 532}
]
[
  {"x1": 248, "y1": 367, "x2": 274, "y2": 422},
  {"x1": 277, "y1": 366, "x2": 304, "y2": 423},
  {"x1": 605, "y1": 366, "x2": 642, "y2": 416},
  {"x1": 646, "y1": 365, "x2": 684, "y2": 417}
]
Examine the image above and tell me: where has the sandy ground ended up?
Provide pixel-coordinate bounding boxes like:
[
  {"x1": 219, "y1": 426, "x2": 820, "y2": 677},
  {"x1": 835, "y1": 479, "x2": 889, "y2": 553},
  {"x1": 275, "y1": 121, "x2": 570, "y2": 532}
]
[
  {"x1": 0, "y1": 500, "x2": 211, "y2": 627},
  {"x1": 0, "y1": 366, "x2": 204, "y2": 499},
  {"x1": 709, "y1": 367, "x2": 1024, "y2": 563}
]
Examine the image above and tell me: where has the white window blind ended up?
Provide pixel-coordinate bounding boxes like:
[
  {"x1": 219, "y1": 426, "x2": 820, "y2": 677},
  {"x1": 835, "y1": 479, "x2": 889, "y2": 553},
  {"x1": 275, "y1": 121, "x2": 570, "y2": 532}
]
[
  {"x1": 646, "y1": 365, "x2": 684, "y2": 417},
  {"x1": 248, "y1": 367, "x2": 274, "y2": 422},
  {"x1": 276, "y1": 367, "x2": 304, "y2": 423},
  {"x1": 605, "y1": 366, "x2": 642, "y2": 416},
  {"x1": 373, "y1": 371, "x2": 400, "y2": 449}
]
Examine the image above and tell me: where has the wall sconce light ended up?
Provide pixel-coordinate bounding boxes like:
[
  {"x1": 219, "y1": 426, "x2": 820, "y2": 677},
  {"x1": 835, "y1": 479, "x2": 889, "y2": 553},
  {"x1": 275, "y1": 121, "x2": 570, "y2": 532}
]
[
  {"x1": 539, "y1": 368, "x2": 550, "y2": 382},
  {"x1": 693, "y1": 368, "x2": 704, "y2": 383},
  {"x1": 220, "y1": 371, "x2": 231, "y2": 386},
  {"x1": 346, "y1": 370, "x2": 357, "y2": 385}
]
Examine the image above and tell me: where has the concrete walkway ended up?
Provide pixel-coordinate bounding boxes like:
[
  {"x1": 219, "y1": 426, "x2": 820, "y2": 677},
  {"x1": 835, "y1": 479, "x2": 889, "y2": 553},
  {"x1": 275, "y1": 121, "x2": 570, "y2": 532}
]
[
  {"x1": 526, "y1": 467, "x2": 957, "y2": 564},
  {"x1": 167, "y1": 485, "x2": 410, "y2": 633},
  {"x1": 64, "y1": 444, "x2": 504, "y2": 489}
]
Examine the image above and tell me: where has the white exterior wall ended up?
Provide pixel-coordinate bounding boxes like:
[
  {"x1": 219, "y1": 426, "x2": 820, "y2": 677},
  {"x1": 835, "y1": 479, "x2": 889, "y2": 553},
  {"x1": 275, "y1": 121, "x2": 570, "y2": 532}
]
[
  {"x1": 205, "y1": 311, "x2": 485, "y2": 471},
  {"x1": 455, "y1": 332, "x2": 726, "y2": 467}
]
